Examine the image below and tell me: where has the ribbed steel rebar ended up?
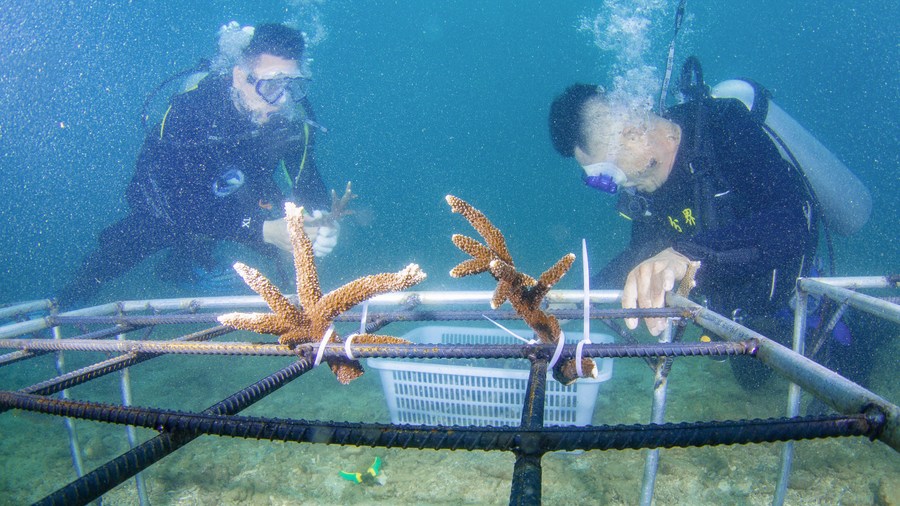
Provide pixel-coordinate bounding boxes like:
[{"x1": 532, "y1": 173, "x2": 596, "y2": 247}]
[
  {"x1": 0, "y1": 338, "x2": 755, "y2": 361},
  {"x1": 668, "y1": 293, "x2": 900, "y2": 451},
  {"x1": 0, "y1": 327, "x2": 235, "y2": 417},
  {"x1": 0, "y1": 390, "x2": 882, "y2": 453},
  {"x1": 510, "y1": 358, "x2": 550, "y2": 506},
  {"x1": 0, "y1": 349, "x2": 38, "y2": 367},
  {"x1": 34, "y1": 359, "x2": 313, "y2": 506}
]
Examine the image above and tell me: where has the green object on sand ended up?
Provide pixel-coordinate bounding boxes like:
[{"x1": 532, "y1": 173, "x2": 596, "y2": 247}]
[{"x1": 339, "y1": 456, "x2": 383, "y2": 485}]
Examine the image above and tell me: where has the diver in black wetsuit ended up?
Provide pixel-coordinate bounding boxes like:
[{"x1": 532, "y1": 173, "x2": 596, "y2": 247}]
[
  {"x1": 58, "y1": 24, "x2": 339, "y2": 307},
  {"x1": 548, "y1": 84, "x2": 818, "y2": 388}
]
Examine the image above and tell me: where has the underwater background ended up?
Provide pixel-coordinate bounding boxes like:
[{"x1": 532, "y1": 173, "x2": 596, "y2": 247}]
[
  {"x1": 1, "y1": 0, "x2": 897, "y2": 302},
  {"x1": 0, "y1": 0, "x2": 897, "y2": 504}
]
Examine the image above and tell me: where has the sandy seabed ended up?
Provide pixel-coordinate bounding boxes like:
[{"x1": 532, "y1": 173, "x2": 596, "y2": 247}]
[{"x1": 1, "y1": 322, "x2": 897, "y2": 506}]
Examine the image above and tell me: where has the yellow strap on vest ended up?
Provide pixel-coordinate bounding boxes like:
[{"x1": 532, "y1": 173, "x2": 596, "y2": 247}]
[
  {"x1": 296, "y1": 122, "x2": 311, "y2": 185},
  {"x1": 276, "y1": 122, "x2": 311, "y2": 193},
  {"x1": 158, "y1": 104, "x2": 173, "y2": 139}
]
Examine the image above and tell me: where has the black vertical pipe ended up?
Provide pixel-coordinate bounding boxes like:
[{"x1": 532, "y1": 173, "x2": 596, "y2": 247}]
[{"x1": 509, "y1": 357, "x2": 549, "y2": 506}]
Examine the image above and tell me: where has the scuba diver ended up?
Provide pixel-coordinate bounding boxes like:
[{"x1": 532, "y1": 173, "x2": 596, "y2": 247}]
[
  {"x1": 57, "y1": 23, "x2": 339, "y2": 308},
  {"x1": 547, "y1": 68, "x2": 819, "y2": 389}
]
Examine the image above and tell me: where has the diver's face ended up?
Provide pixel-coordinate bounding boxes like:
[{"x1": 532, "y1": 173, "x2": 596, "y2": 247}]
[
  {"x1": 233, "y1": 54, "x2": 303, "y2": 125},
  {"x1": 575, "y1": 102, "x2": 671, "y2": 193}
]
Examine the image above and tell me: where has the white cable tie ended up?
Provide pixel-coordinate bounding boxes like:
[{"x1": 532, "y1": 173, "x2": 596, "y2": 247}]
[
  {"x1": 575, "y1": 339, "x2": 587, "y2": 378},
  {"x1": 577, "y1": 238, "x2": 592, "y2": 379},
  {"x1": 482, "y1": 315, "x2": 535, "y2": 344},
  {"x1": 581, "y1": 238, "x2": 593, "y2": 345},
  {"x1": 344, "y1": 333, "x2": 358, "y2": 361},
  {"x1": 359, "y1": 300, "x2": 369, "y2": 335},
  {"x1": 314, "y1": 324, "x2": 335, "y2": 367},
  {"x1": 548, "y1": 330, "x2": 566, "y2": 371}
]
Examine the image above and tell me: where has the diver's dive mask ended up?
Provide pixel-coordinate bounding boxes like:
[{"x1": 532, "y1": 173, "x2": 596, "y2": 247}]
[
  {"x1": 581, "y1": 162, "x2": 628, "y2": 194},
  {"x1": 247, "y1": 73, "x2": 310, "y2": 105}
]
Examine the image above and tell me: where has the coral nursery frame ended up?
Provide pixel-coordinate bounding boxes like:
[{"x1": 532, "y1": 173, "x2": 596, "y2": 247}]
[{"x1": 0, "y1": 275, "x2": 897, "y2": 506}]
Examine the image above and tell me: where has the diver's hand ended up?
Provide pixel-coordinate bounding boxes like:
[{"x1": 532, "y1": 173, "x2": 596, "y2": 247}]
[
  {"x1": 622, "y1": 247, "x2": 693, "y2": 336},
  {"x1": 304, "y1": 210, "x2": 341, "y2": 257},
  {"x1": 262, "y1": 218, "x2": 292, "y2": 252}
]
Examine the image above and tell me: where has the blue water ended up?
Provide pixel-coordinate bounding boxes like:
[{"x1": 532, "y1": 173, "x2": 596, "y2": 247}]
[
  {"x1": 0, "y1": 1, "x2": 897, "y2": 303},
  {"x1": 0, "y1": 2, "x2": 897, "y2": 502}
]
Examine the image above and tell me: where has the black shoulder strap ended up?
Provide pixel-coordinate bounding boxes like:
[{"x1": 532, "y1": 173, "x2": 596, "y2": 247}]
[{"x1": 680, "y1": 98, "x2": 722, "y2": 233}]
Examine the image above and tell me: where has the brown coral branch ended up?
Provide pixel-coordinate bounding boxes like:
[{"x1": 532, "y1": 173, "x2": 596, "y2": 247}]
[
  {"x1": 530, "y1": 253, "x2": 576, "y2": 306},
  {"x1": 677, "y1": 260, "x2": 702, "y2": 297},
  {"x1": 446, "y1": 195, "x2": 512, "y2": 264},
  {"x1": 284, "y1": 202, "x2": 322, "y2": 309},
  {"x1": 446, "y1": 195, "x2": 596, "y2": 385},
  {"x1": 449, "y1": 258, "x2": 491, "y2": 279},
  {"x1": 217, "y1": 312, "x2": 294, "y2": 336},
  {"x1": 317, "y1": 264, "x2": 426, "y2": 321},
  {"x1": 329, "y1": 181, "x2": 357, "y2": 222},
  {"x1": 217, "y1": 202, "x2": 427, "y2": 385},
  {"x1": 233, "y1": 262, "x2": 306, "y2": 327},
  {"x1": 451, "y1": 234, "x2": 494, "y2": 262}
]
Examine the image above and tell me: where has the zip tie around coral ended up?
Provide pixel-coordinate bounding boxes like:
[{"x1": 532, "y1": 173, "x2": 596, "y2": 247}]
[
  {"x1": 359, "y1": 300, "x2": 369, "y2": 335},
  {"x1": 575, "y1": 339, "x2": 588, "y2": 377},
  {"x1": 482, "y1": 315, "x2": 536, "y2": 344},
  {"x1": 314, "y1": 325, "x2": 335, "y2": 367},
  {"x1": 343, "y1": 333, "x2": 358, "y2": 361},
  {"x1": 577, "y1": 238, "x2": 593, "y2": 378},
  {"x1": 548, "y1": 330, "x2": 566, "y2": 372}
]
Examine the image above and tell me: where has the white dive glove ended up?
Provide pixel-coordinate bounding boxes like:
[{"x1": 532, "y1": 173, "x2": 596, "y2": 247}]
[{"x1": 303, "y1": 209, "x2": 341, "y2": 257}]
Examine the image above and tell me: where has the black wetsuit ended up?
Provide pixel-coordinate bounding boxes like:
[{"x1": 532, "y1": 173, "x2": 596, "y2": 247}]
[
  {"x1": 59, "y1": 75, "x2": 329, "y2": 306},
  {"x1": 595, "y1": 97, "x2": 817, "y2": 333}
]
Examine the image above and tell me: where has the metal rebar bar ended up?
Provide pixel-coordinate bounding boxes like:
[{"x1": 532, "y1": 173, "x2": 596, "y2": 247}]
[
  {"x1": 114, "y1": 311, "x2": 148, "y2": 506},
  {"x1": 5, "y1": 326, "x2": 234, "y2": 409},
  {"x1": 0, "y1": 349, "x2": 39, "y2": 367},
  {"x1": 510, "y1": 356, "x2": 549, "y2": 506},
  {"x1": 63, "y1": 290, "x2": 625, "y2": 315},
  {"x1": 33, "y1": 359, "x2": 314, "y2": 506},
  {"x1": 804, "y1": 275, "x2": 898, "y2": 290},
  {"x1": 668, "y1": 293, "x2": 900, "y2": 451},
  {"x1": 0, "y1": 391, "x2": 883, "y2": 453},
  {"x1": 0, "y1": 337, "x2": 754, "y2": 361}
]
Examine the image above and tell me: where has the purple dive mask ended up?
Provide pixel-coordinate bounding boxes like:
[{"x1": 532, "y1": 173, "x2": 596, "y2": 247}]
[{"x1": 581, "y1": 162, "x2": 628, "y2": 194}]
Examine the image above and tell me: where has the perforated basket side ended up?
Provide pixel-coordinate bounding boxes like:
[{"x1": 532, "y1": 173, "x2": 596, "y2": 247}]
[{"x1": 368, "y1": 326, "x2": 615, "y2": 427}]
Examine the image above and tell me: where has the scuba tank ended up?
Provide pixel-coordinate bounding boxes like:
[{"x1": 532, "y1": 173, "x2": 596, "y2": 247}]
[{"x1": 710, "y1": 79, "x2": 872, "y2": 236}]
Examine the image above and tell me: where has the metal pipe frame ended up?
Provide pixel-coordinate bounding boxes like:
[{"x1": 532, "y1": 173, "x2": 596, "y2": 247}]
[
  {"x1": 668, "y1": 290, "x2": 900, "y2": 451},
  {"x1": 799, "y1": 276, "x2": 900, "y2": 324},
  {"x1": 0, "y1": 283, "x2": 896, "y2": 506}
]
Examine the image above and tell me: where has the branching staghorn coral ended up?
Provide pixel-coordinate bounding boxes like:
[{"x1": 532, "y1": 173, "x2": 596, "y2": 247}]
[
  {"x1": 446, "y1": 195, "x2": 597, "y2": 385},
  {"x1": 218, "y1": 202, "x2": 426, "y2": 384}
]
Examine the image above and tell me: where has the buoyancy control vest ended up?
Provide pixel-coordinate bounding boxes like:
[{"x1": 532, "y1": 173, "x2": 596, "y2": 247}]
[{"x1": 709, "y1": 79, "x2": 871, "y2": 237}]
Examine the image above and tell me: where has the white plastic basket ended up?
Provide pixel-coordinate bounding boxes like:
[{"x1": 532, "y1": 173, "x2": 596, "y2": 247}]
[{"x1": 367, "y1": 325, "x2": 614, "y2": 427}]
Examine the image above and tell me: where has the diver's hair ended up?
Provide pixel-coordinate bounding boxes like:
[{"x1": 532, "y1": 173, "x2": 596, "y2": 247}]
[
  {"x1": 243, "y1": 23, "x2": 306, "y2": 63},
  {"x1": 548, "y1": 84, "x2": 606, "y2": 158}
]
